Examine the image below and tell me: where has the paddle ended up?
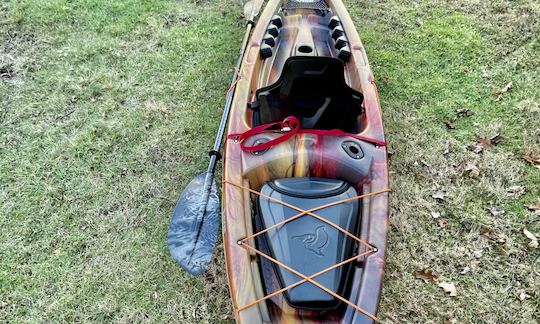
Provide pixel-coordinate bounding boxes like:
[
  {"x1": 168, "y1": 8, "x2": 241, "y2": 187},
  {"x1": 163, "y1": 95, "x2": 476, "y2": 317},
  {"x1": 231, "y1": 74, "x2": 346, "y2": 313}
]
[{"x1": 168, "y1": 0, "x2": 265, "y2": 276}]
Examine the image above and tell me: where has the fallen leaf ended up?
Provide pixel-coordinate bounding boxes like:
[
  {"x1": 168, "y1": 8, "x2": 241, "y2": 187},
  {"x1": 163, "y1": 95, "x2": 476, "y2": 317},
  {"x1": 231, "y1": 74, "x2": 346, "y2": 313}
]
[
  {"x1": 519, "y1": 289, "x2": 531, "y2": 301},
  {"x1": 469, "y1": 134, "x2": 502, "y2": 153},
  {"x1": 433, "y1": 190, "x2": 449, "y2": 200},
  {"x1": 523, "y1": 228, "x2": 538, "y2": 249},
  {"x1": 438, "y1": 282, "x2": 457, "y2": 297},
  {"x1": 477, "y1": 137, "x2": 493, "y2": 150},
  {"x1": 495, "y1": 235, "x2": 507, "y2": 245},
  {"x1": 488, "y1": 207, "x2": 505, "y2": 217},
  {"x1": 494, "y1": 81, "x2": 513, "y2": 101},
  {"x1": 460, "y1": 266, "x2": 470, "y2": 275},
  {"x1": 480, "y1": 225, "x2": 491, "y2": 235},
  {"x1": 472, "y1": 250, "x2": 483, "y2": 259},
  {"x1": 523, "y1": 151, "x2": 540, "y2": 169},
  {"x1": 446, "y1": 118, "x2": 456, "y2": 129},
  {"x1": 495, "y1": 244, "x2": 510, "y2": 256},
  {"x1": 431, "y1": 211, "x2": 441, "y2": 219},
  {"x1": 468, "y1": 142, "x2": 485, "y2": 154},
  {"x1": 420, "y1": 160, "x2": 432, "y2": 168},
  {"x1": 506, "y1": 185, "x2": 525, "y2": 196},
  {"x1": 456, "y1": 108, "x2": 474, "y2": 117},
  {"x1": 480, "y1": 226, "x2": 493, "y2": 238},
  {"x1": 527, "y1": 201, "x2": 540, "y2": 215},
  {"x1": 464, "y1": 162, "x2": 480, "y2": 178},
  {"x1": 437, "y1": 218, "x2": 449, "y2": 228},
  {"x1": 490, "y1": 133, "x2": 502, "y2": 145},
  {"x1": 481, "y1": 229, "x2": 507, "y2": 245},
  {"x1": 413, "y1": 269, "x2": 439, "y2": 283}
]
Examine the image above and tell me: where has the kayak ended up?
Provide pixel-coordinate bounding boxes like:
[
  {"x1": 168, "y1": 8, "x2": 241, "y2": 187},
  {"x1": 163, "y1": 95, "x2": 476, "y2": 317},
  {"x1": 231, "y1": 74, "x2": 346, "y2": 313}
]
[{"x1": 221, "y1": 0, "x2": 390, "y2": 322}]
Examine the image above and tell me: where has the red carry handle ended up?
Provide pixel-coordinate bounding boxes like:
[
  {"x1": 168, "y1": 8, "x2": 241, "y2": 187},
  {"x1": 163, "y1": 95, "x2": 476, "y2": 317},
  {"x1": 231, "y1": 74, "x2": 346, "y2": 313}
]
[
  {"x1": 228, "y1": 116, "x2": 300, "y2": 152},
  {"x1": 228, "y1": 116, "x2": 386, "y2": 152}
]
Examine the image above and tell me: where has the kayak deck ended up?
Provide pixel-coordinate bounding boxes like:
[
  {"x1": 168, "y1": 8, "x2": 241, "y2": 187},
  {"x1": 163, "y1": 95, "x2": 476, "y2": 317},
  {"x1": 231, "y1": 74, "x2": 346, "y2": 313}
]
[{"x1": 223, "y1": 1, "x2": 389, "y2": 323}]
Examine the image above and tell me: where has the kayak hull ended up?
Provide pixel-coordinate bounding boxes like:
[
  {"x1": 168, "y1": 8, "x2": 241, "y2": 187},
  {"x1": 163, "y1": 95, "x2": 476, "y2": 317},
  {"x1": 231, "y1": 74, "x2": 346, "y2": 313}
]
[{"x1": 222, "y1": 1, "x2": 389, "y2": 322}]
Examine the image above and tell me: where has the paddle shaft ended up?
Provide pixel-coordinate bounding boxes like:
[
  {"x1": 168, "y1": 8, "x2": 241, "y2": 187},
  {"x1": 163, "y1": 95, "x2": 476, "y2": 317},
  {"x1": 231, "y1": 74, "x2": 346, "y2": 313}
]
[
  {"x1": 208, "y1": 21, "x2": 254, "y2": 173},
  {"x1": 170, "y1": 0, "x2": 264, "y2": 274},
  {"x1": 193, "y1": 21, "x2": 255, "y2": 242}
]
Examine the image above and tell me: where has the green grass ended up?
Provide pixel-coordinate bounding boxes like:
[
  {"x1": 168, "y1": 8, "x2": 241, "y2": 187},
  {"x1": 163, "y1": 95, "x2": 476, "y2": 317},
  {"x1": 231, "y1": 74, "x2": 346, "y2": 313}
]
[{"x1": 1, "y1": 0, "x2": 539, "y2": 322}]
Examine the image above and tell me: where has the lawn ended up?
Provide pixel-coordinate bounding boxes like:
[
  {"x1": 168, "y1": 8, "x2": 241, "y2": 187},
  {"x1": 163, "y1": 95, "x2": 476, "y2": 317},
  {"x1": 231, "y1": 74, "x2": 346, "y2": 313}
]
[{"x1": 0, "y1": 0, "x2": 538, "y2": 322}]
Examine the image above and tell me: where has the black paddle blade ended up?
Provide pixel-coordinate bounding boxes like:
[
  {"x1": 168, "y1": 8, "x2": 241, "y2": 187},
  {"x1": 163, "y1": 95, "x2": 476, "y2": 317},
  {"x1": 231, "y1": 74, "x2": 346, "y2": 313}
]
[{"x1": 167, "y1": 172, "x2": 220, "y2": 275}]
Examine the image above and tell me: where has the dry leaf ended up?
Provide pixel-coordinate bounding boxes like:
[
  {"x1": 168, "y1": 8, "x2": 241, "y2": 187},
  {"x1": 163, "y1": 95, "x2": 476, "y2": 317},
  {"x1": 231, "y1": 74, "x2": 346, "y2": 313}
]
[
  {"x1": 477, "y1": 137, "x2": 492, "y2": 150},
  {"x1": 488, "y1": 207, "x2": 505, "y2": 217},
  {"x1": 490, "y1": 133, "x2": 502, "y2": 145},
  {"x1": 413, "y1": 269, "x2": 439, "y2": 283},
  {"x1": 468, "y1": 142, "x2": 483, "y2": 154},
  {"x1": 523, "y1": 151, "x2": 540, "y2": 169},
  {"x1": 480, "y1": 226, "x2": 493, "y2": 241},
  {"x1": 460, "y1": 266, "x2": 470, "y2": 275},
  {"x1": 481, "y1": 230, "x2": 507, "y2": 245},
  {"x1": 437, "y1": 218, "x2": 449, "y2": 228},
  {"x1": 472, "y1": 250, "x2": 483, "y2": 259},
  {"x1": 480, "y1": 225, "x2": 491, "y2": 235},
  {"x1": 431, "y1": 211, "x2": 441, "y2": 219},
  {"x1": 527, "y1": 201, "x2": 540, "y2": 215},
  {"x1": 446, "y1": 118, "x2": 456, "y2": 129},
  {"x1": 456, "y1": 107, "x2": 473, "y2": 117},
  {"x1": 523, "y1": 228, "x2": 538, "y2": 249},
  {"x1": 469, "y1": 134, "x2": 502, "y2": 153},
  {"x1": 519, "y1": 289, "x2": 531, "y2": 301},
  {"x1": 495, "y1": 244, "x2": 510, "y2": 256},
  {"x1": 420, "y1": 160, "x2": 432, "y2": 168},
  {"x1": 494, "y1": 235, "x2": 507, "y2": 245},
  {"x1": 494, "y1": 81, "x2": 513, "y2": 101},
  {"x1": 506, "y1": 185, "x2": 525, "y2": 196},
  {"x1": 500, "y1": 81, "x2": 513, "y2": 93},
  {"x1": 433, "y1": 190, "x2": 449, "y2": 200},
  {"x1": 438, "y1": 282, "x2": 457, "y2": 297},
  {"x1": 464, "y1": 162, "x2": 480, "y2": 178},
  {"x1": 443, "y1": 147, "x2": 451, "y2": 155}
]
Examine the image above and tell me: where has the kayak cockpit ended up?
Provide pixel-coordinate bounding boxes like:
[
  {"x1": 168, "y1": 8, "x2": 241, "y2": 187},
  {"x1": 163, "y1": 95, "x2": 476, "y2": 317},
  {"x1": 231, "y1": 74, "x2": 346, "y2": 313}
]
[{"x1": 251, "y1": 57, "x2": 363, "y2": 132}]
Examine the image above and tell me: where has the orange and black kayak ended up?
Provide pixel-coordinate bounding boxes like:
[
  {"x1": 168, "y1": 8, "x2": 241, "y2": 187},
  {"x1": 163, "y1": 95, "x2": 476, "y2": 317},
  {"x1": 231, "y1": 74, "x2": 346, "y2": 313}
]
[
  {"x1": 168, "y1": 0, "x2": 389, "y2": 322},
  {"x1": 222, "y1": 0, "x2": 389, "y2": 322}
]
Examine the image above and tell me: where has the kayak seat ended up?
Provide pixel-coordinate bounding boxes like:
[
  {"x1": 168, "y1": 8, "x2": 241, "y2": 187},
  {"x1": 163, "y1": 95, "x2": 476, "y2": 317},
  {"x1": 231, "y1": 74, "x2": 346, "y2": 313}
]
[{"x1": 252, "y1": 57, "x2": 363, "y2": 132}]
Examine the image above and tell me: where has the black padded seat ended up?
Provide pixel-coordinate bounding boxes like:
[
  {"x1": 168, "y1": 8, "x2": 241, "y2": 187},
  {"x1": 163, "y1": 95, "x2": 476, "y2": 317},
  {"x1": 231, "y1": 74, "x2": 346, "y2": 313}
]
[{"x1": 253, "y1": 57, "x2": 363, "y2": 132}]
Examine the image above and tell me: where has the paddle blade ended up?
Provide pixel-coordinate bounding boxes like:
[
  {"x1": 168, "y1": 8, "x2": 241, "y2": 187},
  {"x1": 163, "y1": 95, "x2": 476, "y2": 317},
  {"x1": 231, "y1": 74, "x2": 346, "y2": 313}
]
[
  {"x1": 168, "y1": 172, "x2": 221, "y2": 275},
  {"x1": 243, "y1": 0, "x2": 264, "y2": 21}
]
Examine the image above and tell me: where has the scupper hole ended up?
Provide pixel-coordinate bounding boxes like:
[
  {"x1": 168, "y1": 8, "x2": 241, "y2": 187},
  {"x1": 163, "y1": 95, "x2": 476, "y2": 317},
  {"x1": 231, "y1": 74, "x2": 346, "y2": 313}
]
[{"x1": 298, "y1": 45, "x2": 313, "y2": 53}]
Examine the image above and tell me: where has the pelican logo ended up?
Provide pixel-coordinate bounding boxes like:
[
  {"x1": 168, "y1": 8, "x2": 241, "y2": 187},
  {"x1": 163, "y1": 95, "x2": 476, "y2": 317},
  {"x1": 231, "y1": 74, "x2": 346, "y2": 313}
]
[{"x1": 292, "y1": 225, "x2": 329, "y2": 256}]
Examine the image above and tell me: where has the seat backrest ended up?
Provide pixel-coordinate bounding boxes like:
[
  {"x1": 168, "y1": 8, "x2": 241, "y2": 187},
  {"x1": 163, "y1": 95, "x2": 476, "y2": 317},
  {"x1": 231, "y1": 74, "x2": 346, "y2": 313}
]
[{"x1": 255, "y1": 57, "x2": 363, "y2": 132}]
